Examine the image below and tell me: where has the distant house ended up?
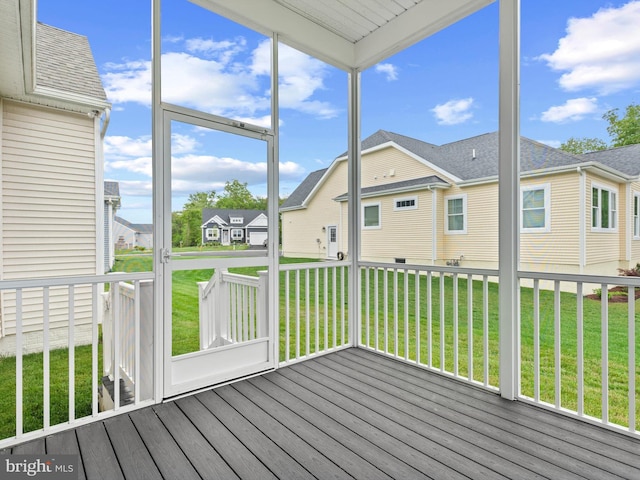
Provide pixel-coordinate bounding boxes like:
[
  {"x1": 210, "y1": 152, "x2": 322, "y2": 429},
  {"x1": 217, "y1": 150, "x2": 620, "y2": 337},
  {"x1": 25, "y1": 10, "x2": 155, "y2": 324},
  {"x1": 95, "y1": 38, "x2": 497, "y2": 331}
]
[
  {"x1": 201, "y1": 209, "x2": 268, "y2": 246},
  {"x1": 104, "y1": 182, "x2": 121, "y2": 271},
  {"x1": 281, "y1": 130, "x2": 640, "y2": 277},
  {"x1": 114, "y1": 216, "x2": 154, "y2": 250},
  {"x1": 0, "y1": 15, "x2": 110, "y2": 354}
]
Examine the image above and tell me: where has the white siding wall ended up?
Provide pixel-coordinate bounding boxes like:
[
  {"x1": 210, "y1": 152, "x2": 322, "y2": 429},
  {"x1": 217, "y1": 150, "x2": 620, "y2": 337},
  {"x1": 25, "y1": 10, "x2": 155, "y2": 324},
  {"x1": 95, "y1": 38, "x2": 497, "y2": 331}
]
[{"x1": 0, "y1": 101, "x2": 97, "y2": 351}]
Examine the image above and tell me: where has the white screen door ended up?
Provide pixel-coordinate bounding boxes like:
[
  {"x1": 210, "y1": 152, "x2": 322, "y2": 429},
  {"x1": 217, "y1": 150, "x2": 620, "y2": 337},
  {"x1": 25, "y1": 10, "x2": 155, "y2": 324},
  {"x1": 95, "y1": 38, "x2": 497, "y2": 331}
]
[{"x1": 161, "y1": 109, "x2": 275, "y2": 397}]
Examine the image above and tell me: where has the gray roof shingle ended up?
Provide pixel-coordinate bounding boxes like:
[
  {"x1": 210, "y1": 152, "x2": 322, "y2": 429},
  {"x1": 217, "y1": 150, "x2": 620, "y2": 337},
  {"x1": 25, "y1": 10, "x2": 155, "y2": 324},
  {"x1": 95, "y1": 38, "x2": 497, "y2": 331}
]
[
  {"x1": 333, "y1": 175, "x2": 449, "y2": 201},
  {"x1": 582, "y1": 144, "x2": 640, "y2": 176},
  {"x1": 36, "y1": 23, "x2": 106, "y2": 100},
  {"x1": 115, "y1": 216, "x2": 153, "y2": 235},
  {"x1": 104, "y1": 181, "x2": 120, "y2": 197},
  {"x1": 282, "y1": 130, "x2": 640, "y2": 210},
  {"x1": 280, "y1": 168, "x2": 328, "y2": 210}
]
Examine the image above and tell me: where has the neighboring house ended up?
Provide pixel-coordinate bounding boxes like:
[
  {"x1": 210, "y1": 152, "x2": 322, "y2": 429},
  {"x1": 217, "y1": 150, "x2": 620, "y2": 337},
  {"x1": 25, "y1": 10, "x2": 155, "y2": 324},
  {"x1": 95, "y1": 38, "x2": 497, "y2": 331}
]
[
  {"x1": 114, "y1": 216, "x2": 154, "y2": 250},
  {"x1": 281, "y1": 130, "x2": 640, "y2": 276},
  {"x1": 0, "y1": 11, "x2": 110, "y2": 354},
  {"x1": 104, "y1": 182, "x2": 121, "y2": 271},
  {"x1": 201, "y1": 209, "x2": 268, "y2": 246}
]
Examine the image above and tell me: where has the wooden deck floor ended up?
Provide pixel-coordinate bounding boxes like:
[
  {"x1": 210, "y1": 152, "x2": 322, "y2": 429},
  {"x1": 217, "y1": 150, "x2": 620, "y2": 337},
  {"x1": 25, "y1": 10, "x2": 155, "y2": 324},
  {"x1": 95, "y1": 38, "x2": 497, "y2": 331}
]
[{"x1": 5, "y1": 348, "x2": 640, "y2": 479}]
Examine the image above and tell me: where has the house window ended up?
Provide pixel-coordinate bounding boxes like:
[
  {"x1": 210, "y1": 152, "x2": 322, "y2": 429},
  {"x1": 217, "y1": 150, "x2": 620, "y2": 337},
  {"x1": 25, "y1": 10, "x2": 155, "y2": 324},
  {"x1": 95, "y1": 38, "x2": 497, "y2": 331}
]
[
  {"x1": 394, "y1": 196, "x2": 417, "y2": 211},
  {"x1": 231, "y1": 228, "x2": 243, "y2": 240},
  {"x1": 362, "y1": 203, "x2": 381, "y2": 229},
  {"x1": 445, "y1": 195, "x2": 466, "y2": 234},
  {"x1": 592, "y1": 184, "x2": 617, "y2": 231},
  {"x1": 521, "y1": 184, "x2": 550, "y2": 233},
  {"x1": 230, "y1": 217, "x2": 243, "y2": 224},
  {"x1": 634, "y1": 193, "x2": 640, "y2": 239},
  {"x1": 206, "y1": 227, "x2": 219, "y2": 240}
]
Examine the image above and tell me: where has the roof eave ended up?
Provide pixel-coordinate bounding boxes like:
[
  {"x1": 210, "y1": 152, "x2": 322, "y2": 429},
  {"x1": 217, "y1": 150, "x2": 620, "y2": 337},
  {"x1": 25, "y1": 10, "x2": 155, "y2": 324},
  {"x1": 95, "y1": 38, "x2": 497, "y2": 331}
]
[{"x1": 333, "y1": 182, "x2": 450, "y2": 202}]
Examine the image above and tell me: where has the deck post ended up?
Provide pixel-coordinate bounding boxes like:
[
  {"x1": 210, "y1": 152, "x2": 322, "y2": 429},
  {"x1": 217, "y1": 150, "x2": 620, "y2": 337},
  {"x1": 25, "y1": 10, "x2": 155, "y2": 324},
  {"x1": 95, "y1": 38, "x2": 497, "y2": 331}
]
[
  {"x1": 347, "y1": 70, "x2": 362, "y2": 347},
  {"x1": 498, "y1": 0, "x2": 521, "y2": 400}
]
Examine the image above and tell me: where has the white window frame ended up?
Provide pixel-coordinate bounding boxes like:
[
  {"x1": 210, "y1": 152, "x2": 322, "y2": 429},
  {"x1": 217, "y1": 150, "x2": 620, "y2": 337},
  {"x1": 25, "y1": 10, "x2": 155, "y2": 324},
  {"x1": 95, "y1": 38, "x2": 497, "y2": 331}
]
[
  {"x1": 520, "y1": 183, "x2": 550, "y2": 233},
  {"x1": 206, "y1": 228, "x2": 214, "y2": 239},
  {"x1": 230, "y1": 217, "x2": 243, "y2": 224},
  {"x1": 231, "y1": 228, "x2": 243, "y2": 240},
  {"x1": 591, "y1": 183, "x2": 618, "y2": 232},
  {"x1": 445, "y1": 194, "x2": 467, "y2": 234},
  {"x1": 634, "y1": 192, "x2": 640, "y2": 239},
  {"x1": 393, "y1": 196, "x2": 418, "y2": 211},
  {"x1": 362, "y1": 202, "x2": 381, "y2": 229}
]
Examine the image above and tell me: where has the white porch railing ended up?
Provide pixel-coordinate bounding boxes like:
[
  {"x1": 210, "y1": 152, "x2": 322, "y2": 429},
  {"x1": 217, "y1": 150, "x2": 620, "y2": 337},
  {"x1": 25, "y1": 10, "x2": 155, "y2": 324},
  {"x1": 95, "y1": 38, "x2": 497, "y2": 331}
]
[
  {"x1": 102, "y1": 278, "x2": 154, "y2": 408},
  {"x1": 198, "y1": 270, "x2": 268, "y2": 350},
  {"x1": 359, "y1": 262, "x2": 501, "y2": 392},
  {"x1": 280, "y1": 261, "x2": 351, "y2": 365},
  {"x1": 0, "y1": 272, "x2": 154, "y2": 450},
  {"x1": 518, "y1": 271, "x2": 640, "y2": 436}
]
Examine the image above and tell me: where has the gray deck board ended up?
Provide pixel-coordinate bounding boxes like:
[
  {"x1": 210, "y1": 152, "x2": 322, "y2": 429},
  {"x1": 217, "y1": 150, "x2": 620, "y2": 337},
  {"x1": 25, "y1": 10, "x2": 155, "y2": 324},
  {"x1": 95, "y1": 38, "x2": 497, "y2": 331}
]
[
  {"x1": 152, "y1": 401, "x2": 240, "y2": 480},
  {"x1": 317, "y1": 353, "x2": 626, "y2": 479},
  {"x1": 128, "y1": 407, "x2": 201, "y2": 480},
  {"x1": 341, "y1": 348, "x2": 640, "y2": 475},
  {"x1": 7, "y1": 348, "x2": 640, "y2": 480},
  {"x1": 76, "y1": 422, "x2": 125, "y2": 480},
  {"x1": 45, "y1": 429, "x2": 87, "y2": 480},
  {"x1": 103, "y1": 413, "x2": 163, "y2": 480}
]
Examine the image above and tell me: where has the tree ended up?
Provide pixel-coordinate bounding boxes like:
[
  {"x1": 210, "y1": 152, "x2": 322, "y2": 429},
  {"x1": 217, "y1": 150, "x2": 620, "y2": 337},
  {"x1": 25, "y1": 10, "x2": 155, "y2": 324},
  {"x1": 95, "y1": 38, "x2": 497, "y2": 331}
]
[
  {"x1": 603, "y1": 103, "x2": 640, "y2": 147},
  {"x1": 172, "y1": 190, "x2": 216, "y2": 247},
  {"x1": 215, "y1": 180, "x2": 262, "y2": 210},
  {"x1": 559, "y1": 137, "x2": 608, "y2": 155}
]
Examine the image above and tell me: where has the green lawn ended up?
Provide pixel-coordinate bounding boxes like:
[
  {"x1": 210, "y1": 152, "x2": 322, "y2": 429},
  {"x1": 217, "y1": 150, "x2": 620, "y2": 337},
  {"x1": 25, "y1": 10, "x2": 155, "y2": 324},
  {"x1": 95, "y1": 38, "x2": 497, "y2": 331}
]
[{"x1": 1, "y1": 259, "x2": 638, "y2": 440}]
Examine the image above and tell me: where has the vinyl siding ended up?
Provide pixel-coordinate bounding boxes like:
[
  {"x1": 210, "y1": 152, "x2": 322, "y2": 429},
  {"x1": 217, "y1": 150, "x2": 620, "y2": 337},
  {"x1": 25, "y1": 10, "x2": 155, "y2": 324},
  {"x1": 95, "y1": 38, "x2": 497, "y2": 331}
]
[
  {"x1": 1, "y1": 101, "x2": 97, "y2": 337},
  {"x1": 283, "y1": 146, "x2": 455, "y2": 259},
  {"x1": 357, "y1": 190, "x2": 434, "y2": 263},
  {"x1": 282, "y1": 161, "x2": 347, "y2": 259},
  {"x1": 630, "y1": 181, "x2": 640, "y2": 265},
  {"x1": 520, "y1": 173, "x2": 580, "y2": 267},
  {"x1": 586, "y1": 174, "x2": 621, "y2": 267}
]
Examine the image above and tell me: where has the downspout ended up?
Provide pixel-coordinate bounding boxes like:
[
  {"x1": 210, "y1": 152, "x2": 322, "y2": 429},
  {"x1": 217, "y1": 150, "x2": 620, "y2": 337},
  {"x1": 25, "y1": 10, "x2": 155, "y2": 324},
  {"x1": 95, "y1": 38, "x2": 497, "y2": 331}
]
[
  {"x1": 625, "y1": 182, "x2": 632, "y2": 265},
  {"x1": 577, "y1": 166, "x2": 586, "y2": 273},
  {"x1": 100, "y1": 107, "x2": 111, "y2": 140}
]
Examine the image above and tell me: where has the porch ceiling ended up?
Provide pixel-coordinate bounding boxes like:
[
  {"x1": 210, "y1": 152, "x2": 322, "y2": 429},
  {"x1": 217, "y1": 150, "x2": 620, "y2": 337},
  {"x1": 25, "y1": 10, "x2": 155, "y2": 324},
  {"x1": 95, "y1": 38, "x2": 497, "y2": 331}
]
[{"x1": 190, "y1": 0, "x2": 495, "y2": 71}]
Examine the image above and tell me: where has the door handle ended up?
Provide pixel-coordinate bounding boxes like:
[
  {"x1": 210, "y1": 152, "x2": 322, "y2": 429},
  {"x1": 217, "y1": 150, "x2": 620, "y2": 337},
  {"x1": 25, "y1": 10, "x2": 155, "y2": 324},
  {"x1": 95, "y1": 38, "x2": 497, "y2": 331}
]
[{"x1": 160, "y1": 248, "x2": 171, "y2": 264}]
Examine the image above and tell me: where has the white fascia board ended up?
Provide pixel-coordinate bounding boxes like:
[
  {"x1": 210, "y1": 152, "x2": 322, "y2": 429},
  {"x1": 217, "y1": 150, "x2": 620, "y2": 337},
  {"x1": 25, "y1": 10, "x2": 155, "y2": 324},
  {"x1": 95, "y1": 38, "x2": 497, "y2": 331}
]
[
  {"x1": 279, "y1": 205, "x2": 306, "y2": 213},
  {"x1": 334, "y1": 182, "x2": 450, "y2": 202},
  {"x1": 337, "y1": 141, "x2": 462, "y2": 183},
  {"x1": 189, "y1": 0, "x2": 356, "y2": 71},
  {"x1": 354, "y1": 0, "x2": 495, "y2": 70},
  {"x1": 456, "y1": 161, "x2": 635, "y2": 188},
  {"x1": 32, "y1": 86, "x2": 111, "y2": 112},
  {"x1": 292, "y1": 160, "x2": 342, "y2": 210},
  {"x1": 200, "y1": 215, "x2": 226, "y2": 228}
]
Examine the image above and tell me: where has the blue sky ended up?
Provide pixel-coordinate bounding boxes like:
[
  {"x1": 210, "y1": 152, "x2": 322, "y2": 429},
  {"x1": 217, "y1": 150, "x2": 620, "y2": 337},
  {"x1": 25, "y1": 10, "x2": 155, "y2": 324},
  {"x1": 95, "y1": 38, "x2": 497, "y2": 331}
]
[{"x1": 38, "y1": 0, "x2": 640, "y2": 223}]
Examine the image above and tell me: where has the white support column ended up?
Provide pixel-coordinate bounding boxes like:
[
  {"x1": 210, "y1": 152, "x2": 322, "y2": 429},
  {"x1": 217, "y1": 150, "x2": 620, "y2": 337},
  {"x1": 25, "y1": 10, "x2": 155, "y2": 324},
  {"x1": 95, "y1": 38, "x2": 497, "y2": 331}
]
[
  {"x1": 348, "y1": 70, "x2": 362, "y2": 347},
  {"x1": 151, "y1": 0, "x2": 164, "y2": 401},
  {"x1": 498, "y1": 0, "x2": 521, "y2": 401},
  {"x1": 269, "y1": 34, "x2": 280, "y2": 365}
]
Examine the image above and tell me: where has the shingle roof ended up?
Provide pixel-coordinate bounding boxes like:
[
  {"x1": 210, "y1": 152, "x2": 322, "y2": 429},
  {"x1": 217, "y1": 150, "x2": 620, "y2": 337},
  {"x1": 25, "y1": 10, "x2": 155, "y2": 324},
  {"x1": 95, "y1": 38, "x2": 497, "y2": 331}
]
[
  {"x1": 280, "y1": 168, "x2": 328, "y2": 210},
  {"x1": 104, "y1": 181, "x2": 120, "y2": 197},
  {"x1": 582, "y1": 144, "x2": 640, "y2": 177},
  {"x1": 36, "y1": 23, "x2": 106, "y2": 100},
  {"x1": 114, "y1": 216, "x2": 153, "y2": 235},
  {"x1": 201, "y1": 209, "x2": 267, "y2": 227},
  {"x1": 333, "y1": 175, "x2": 449, "y2": 201},
  {"x1": 282, "y1": 129, "x2": 640, "y2": 211}
]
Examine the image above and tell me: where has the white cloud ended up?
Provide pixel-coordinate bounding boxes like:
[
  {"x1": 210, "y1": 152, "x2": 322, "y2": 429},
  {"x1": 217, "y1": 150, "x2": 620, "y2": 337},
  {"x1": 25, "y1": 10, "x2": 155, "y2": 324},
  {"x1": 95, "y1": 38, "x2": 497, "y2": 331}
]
[
  {"x1": 540, "y1": 97, "x2": 598, "y2": 123},
  {"x1": 431, "y1": 98, "x2": 474, "y2": 125},
  {"x1": 375, "y1": 63, "x2": 398, "y2": 81},
  {"x1": 538, "y1": 1, "x2": 640, "y2": 94},
  {"x1": 251, "y1": 40, "x2": 339, "y2": 119},
  {"x1": 102, "y1": 37, "x2": 338, "y2": 120}
]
